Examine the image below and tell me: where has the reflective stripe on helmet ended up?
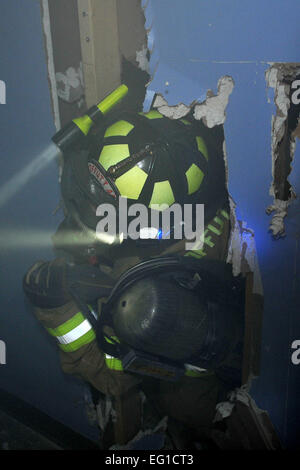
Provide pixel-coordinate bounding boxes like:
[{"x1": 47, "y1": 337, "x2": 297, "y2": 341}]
[
  {"x1": 180, "y1": 119, "x2": 192, "y2": 125},
  {"x1": 185, "y1": 164, "x2": 204, "y2": 195},
  {"x1": 139, "y1": 110, "x2": 164, "y2": 119},
  {"x1": 115, "y1": 166, "x2": 148, "y2": 200},
  {"x1": 196, "y1": 136, "x2": 209, "y2": 161},
  {"x1": 149, "y1": 180, "x2": 175, "y2": 207},
  {"x1": 99, "y1": 144, "x2": 130, "y2": 170},
  {"x1": 46, "y1": 312, "x2": 96, "y2": 353},
  {"x1": 104, "y1": 120, "x2": 134, "y2": 138}
]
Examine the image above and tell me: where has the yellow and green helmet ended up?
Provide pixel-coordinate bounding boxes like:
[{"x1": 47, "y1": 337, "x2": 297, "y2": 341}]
[
  {"x1": 61, "y1": 109, "x2": 214, "y2": 244},
  {"x1": 94, "y1": 109, "x2": 209, "y2": 208}
]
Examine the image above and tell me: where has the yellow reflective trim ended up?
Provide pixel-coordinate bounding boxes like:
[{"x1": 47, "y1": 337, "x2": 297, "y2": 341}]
[
  {"x1": 208, "y1": 224, "x2": 223, "y2": 236},
  {"x1": 185, "y1": 164, "x2": 204, "y2": 195},
  {"x1": 105, "y1": 356, "x2": 123, "y2": 371},
  {"x1": 149, "y1": 181, "x2": 175, "y2": 207},
  {"x1": 185, "y1": 227, "x2": 215, "y2": 258},
  {"x1": 105, "y1": 335, "x2": 120, "y2": 345},
  {"x1": 203, "y1": 234, "x2": 214, "y2": 248},
  {"x1": 59, "y1": 329, "x2": 96, "y2": 353},
  {"x1": 196, "y1": 136, "x2": 208, "y2": 161},
  {"x1": 115, "y1": 166, "x2": 148, "y2": 200},
  {"x1": 99, "y1": 144, "x2": 130, "y2": 170},
  {"x1": 180, "y1": 119, "x2": 191, "y2": 125},
  {"x1": 213, "y1": 216, "x2": 224, "y2": 226},
  {"x1": 104, "y1": 335, "x2": 123, "y2": 370},
  {"x1": 97, "y1": 84, "x2": 128, "y2": 115},
  {"x1": 185, "y1": 250, "x2": 207, "y2": 259},
  {"x1": 104, "y1": 120, "x2": 134, "y2": 138},
  {"x1": 73, "y1": 115, "x2": 93, "y2": 136},
  {"x1": 140, "y1": 110, "x2": 164, "y2": 119},
  {"x1": 47, "y1": 312, "x2": 85, "y2": 337},
  {"x1": 221, "y1": 210, "x2": 230, "y2": 220}
]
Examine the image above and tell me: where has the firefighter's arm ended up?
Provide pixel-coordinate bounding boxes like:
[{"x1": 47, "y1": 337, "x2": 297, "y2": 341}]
[{"x1": 23, "y1": 259, "x2": 140, "y2": 396}]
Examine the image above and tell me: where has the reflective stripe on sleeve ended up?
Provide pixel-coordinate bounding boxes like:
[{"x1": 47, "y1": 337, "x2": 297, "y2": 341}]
[
  {"x1": 46, "y1": 312, "x2": 96, "y2": 353},
  {"x1": 56, "y1": 319, "x2": 92, "y2": 345}
]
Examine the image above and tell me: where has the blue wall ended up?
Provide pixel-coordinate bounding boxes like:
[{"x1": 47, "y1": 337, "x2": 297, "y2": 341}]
[
  {"x1": 143, "y1": 0, "x2": 300, "y2": 448},
  {"x1": 1, "y1": 0, "x2": 299, "y2": 448},
  {"x1": 0, "y1": 1, "x2": 98, "y2": 441}
]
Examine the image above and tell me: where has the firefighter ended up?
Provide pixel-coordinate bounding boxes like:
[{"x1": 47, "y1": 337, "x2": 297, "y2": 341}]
[{"x1": 23, "y1": 105, "x2": 243, "y2": 449}]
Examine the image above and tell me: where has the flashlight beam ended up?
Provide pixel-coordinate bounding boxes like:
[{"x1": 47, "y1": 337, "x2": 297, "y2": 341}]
[{"x1": 0, "y1": 142, "x2": 60, "y2": 209}]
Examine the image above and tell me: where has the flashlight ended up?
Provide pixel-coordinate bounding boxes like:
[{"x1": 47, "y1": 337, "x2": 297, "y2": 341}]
[{"x1": 52, "y1": 84, "x2": 128, "y2": 153}]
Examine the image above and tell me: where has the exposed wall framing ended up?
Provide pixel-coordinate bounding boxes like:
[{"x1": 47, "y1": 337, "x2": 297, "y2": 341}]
[
  {"x1": 77, "y1": 0, "x2": 148, "y2": 108},
  {"x1": 41, "y1": 1, "x2": 149, "y2": 126},
  {"x1": 266, "y1": 63, "x2": 300, "y2": 238},
  {"x1": 40, "y1": 0, "x2": 61, "y2": 130}
]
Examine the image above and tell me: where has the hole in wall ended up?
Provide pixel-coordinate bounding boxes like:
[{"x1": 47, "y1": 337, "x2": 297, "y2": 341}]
[{"x1": 266, "y1": 63, "x2": 300, "y2": 238}]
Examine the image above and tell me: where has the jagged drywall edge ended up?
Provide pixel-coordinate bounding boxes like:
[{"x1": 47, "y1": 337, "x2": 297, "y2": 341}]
[
  {"x1": 139, "y1": 0, "x2": 159, "y2": 109},
  {"x1": 109, "y1": 415, "x2": 168, "y2": 450},
  {"x1": 151, "y1": 79, "x2": 262, "y2": 285},
  {"x1": 40, "y1": 0, "x2": 61, "y2": 131},
  {"x1": 152, "y1": 76, "x2": 235, "y2": 125},
  {"x1": 136, "y1": 45, "x2": 150, "y2": 74},
  {"x1": 152, "y1": 93, "x2": 195, "y2": 119},
  {"x1": 226, "y1": 197, "x2": 263, "y2": 294},
  {"x1": 265, "y1": 64, "x2": 299, "y2": 238},
  {"x1": 193, "y1": 76, "x2": 235, "y2": 128}
]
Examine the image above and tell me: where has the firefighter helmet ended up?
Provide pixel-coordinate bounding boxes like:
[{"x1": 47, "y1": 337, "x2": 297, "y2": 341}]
[{"x1": 58, "y1": 109, "x2": 226, "y2": 255}]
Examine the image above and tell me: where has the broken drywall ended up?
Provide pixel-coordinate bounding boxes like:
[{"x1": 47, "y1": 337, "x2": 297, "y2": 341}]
[
  {"x1": 40, "y1": 0, "x2": 61, "y2": 130},
  {"x1": 152, "y1": 93, "x2": 196, "y2": 119},
  {"x1": 226, "y1": 197, "x2": 263, "y2": 295},
  {"x1": 193, "y1": 76, "x2": 234, "y2": 128},
  {"x1": 213, "y1": 385, "x2": 282, "y2": 449},
  {"x1": 109, "y1": 416, "x2": 168, "y2": 450},
  {"x1": 152, "y1": 80, "x2": 262, "y2": 286},
  {"x1": 266, "y1": 63, "x2": 300, "y2": 238},
  {"x1": 55, "y1": 63, "x2": 84, "y2": 105},
  {"x1": 152, "y1": 76, "x2": 234, "y2": 125},
  {"x1": 136, "y1": 45, "x2": 150, "y2": 74}
]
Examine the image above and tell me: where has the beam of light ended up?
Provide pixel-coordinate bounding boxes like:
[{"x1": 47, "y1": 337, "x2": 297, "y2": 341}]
[
  {"x1": 0, "y1": 229, "x2": 56, "y2": 249},
  {"x1": 0, "y1": 228, "x2": 124, "y2": 250},
  {"x1": 0, "y1": 142, "x2": 60, "y2": 209}
]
